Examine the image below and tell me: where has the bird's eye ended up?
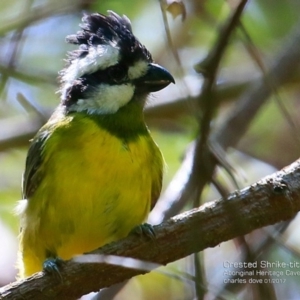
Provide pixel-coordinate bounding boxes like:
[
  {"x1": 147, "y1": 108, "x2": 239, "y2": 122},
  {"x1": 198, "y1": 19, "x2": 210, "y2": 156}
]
[{"x1": 107, "y1": 65, "x2": 127, "y2": 83}]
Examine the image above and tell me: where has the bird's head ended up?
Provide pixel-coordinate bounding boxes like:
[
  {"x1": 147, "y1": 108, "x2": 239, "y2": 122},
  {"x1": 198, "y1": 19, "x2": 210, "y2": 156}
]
[{"x1": 59, "y1": 11, "x2": 175, "y2": 115}]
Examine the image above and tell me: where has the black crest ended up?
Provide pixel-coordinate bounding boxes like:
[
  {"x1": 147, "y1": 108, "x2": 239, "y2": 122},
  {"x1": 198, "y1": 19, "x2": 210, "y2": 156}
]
[{"x1": 65, "y1": 11, "x2": 152, "y2": 65}]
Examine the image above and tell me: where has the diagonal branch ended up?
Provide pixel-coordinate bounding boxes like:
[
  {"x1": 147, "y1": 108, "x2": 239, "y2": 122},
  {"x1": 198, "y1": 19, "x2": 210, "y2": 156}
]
[
  {"x1": 154, "y1": 15, "x2": 300, "y2": 222},
  {"x1": 2, "y1": 159, "x2": 300, "y2": 300},
  {"x1": 214, "y1": 19, "x2": 300, "y2": 149}
]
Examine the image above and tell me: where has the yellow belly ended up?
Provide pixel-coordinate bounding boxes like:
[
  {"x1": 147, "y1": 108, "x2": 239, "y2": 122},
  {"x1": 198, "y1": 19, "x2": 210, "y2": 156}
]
[{"x1": 19, "y1": 112, "x2": 162, "y2": 277}]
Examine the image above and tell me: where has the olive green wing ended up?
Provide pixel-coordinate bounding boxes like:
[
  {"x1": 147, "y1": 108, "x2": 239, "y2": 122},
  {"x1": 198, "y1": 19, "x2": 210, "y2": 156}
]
[{"x1": 22, "y1": 130, "x2": 49, "y2": 200}]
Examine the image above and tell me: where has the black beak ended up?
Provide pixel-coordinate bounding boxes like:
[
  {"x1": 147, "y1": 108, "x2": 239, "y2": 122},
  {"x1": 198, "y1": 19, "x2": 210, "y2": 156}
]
[{"x1": 135, "y1": 63, "x2": 175, "y2": 93}]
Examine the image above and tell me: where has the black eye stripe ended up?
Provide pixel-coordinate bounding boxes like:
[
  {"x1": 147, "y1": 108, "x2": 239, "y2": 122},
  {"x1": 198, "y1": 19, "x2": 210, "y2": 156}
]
[
  {"x1": 61, "y1": 66, "x2": 129, "y2": 107},
  {"x1": 107, "y1": 65, "x2": 128, "y2": 82},
  {"x1": 90, "y1": 69, "x2": 112, "y2": 83},
  {"x1": 85, "y1": 64, "x2": 128, "y2": 85}
]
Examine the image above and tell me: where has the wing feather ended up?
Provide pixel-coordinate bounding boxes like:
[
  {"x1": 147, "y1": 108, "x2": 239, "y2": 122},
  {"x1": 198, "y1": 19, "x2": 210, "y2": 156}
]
[{"x1": 22, "y1": 130, "x2": 49, "y2": 199}]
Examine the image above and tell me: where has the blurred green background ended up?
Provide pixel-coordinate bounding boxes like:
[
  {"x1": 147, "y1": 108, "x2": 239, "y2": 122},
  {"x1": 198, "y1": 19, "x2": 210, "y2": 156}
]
[{"x1": 1, "y1": 0, "x2": 300, "y2": 299}]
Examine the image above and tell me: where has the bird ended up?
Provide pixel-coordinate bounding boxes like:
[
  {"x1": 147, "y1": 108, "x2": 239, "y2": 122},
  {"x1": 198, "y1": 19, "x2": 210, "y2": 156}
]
[{"x1": 17, "y1": 10, "x2": 174, "y2": 278}]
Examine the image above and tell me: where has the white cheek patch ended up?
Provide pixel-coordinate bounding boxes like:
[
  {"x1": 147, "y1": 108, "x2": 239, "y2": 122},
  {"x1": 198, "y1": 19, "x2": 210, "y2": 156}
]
[
  {"x1": 69, "y1": 83, "x2": 135, "y2": 114},
  {"x1": 62, "y1": 44, "x2": 120, "y2": 84},
  {"x1": 128, "y1": 60, "x2": 148, "y2": 80}
]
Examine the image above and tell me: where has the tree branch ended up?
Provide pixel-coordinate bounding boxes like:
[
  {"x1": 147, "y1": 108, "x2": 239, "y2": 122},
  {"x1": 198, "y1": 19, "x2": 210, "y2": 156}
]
[
  {"x1": 2, "y1": 159, "x2": 300, "y2": 300},
  {"x1": 154, "y1": 16, "x2": 300, "y2": 221}
]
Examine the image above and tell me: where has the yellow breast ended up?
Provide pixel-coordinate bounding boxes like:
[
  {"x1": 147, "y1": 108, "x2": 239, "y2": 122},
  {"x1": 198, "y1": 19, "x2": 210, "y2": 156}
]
[{"x1": 19, "y1": 110, "x2": 163, "y2": 277}]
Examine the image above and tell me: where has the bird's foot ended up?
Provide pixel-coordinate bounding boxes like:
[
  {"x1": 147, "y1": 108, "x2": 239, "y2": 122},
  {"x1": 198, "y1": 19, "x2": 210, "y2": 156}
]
[
  {"x1": 130, "y1": 223, "x2": 156, "y2": 240},
  {"x1": 43, "y1": 257, "x2": 64, "y2": 281}
]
